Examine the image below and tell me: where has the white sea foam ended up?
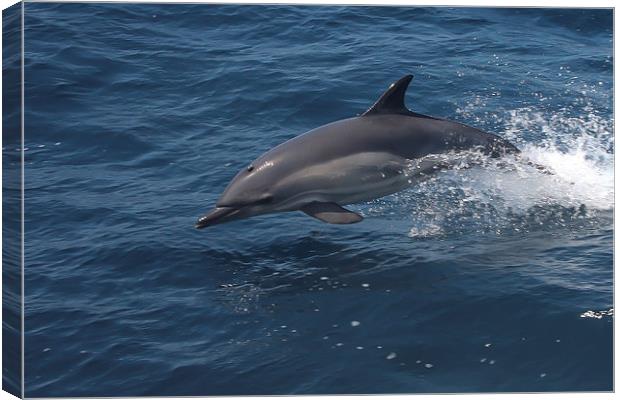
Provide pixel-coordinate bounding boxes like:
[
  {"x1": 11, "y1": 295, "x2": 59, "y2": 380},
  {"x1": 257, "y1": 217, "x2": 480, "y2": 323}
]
[
  {"x1": 460, "y1": 106, "x2": 613, "y2": 212},
  {"x1": 375, "y1": 105, "x2": 614, "y2": 237},
  {"x1": 492, "y1": 107, "x2": 613, "y2": 211}
]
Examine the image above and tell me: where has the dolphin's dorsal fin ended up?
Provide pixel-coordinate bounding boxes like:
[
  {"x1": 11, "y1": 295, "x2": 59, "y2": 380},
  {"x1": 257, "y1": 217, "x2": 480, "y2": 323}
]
[{"x1": 362, "y1": 75, "x2": 414, "y2": 116}]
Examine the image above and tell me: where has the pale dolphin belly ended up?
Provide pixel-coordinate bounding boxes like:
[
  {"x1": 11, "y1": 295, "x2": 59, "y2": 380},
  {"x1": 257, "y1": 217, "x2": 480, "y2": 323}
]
[
  {"x1": 278, "y1": 150, "x2": 479, "y2": 210},
  {"x1": 278, "y1": 152, "x2": 439, "y2": 208}
]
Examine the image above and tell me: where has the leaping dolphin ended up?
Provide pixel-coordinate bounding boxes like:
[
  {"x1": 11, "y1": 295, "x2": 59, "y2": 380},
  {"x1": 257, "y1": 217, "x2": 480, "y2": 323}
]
[{"x1": 196, "y1": 75, "x2": 520, "y2": 228}]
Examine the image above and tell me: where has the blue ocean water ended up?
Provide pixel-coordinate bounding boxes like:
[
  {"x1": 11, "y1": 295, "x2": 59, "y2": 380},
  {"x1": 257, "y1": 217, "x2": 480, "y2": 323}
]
[{"x1": 15, "y1": 3, "x2": 613, "y2": 396}]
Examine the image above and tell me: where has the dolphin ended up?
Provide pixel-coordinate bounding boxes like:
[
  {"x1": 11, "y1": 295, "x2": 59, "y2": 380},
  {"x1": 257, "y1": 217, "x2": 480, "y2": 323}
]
[{"x1": 196, "y1": 75, "x2": 520, "y2": 228}]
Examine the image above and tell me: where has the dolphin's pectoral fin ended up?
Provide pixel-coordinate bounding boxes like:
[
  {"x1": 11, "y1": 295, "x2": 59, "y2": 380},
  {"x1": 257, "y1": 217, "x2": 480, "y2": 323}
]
[{"x1": 300, "y1": 202, "x2": 363, "y2": 224}]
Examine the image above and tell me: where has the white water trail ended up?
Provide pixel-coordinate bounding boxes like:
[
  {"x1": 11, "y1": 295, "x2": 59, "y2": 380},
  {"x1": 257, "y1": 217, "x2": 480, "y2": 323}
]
[
  {"x1": 496, "y1": 106, "x2": 613, "y2": 212},
  {"x1": 368, "y1": 106, "x2": 614, "y2": 238}
]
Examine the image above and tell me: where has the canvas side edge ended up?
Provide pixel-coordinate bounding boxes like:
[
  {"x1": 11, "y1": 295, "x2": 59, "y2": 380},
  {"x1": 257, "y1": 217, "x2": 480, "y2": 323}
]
[{"x1": 2, "y1": 2, "x2": 24, "y2": 398}]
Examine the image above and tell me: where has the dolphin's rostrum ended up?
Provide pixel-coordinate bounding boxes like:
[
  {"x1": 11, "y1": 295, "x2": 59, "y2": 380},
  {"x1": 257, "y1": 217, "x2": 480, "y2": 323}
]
[{"x1": 196, "y1": 75, "x2": 520, "y2": 229}]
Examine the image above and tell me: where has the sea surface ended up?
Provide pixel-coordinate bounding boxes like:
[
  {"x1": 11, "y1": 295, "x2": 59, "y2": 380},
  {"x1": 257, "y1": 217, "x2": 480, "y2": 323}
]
[{"x1": 12, "y1": 3, "x2": 614, "y2": 396}]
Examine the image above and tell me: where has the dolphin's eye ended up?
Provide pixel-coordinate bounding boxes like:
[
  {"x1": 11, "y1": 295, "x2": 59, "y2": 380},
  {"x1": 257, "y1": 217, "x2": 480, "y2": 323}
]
[{"x1": 247, "y1": 165, "x2": 254, "y2": 172}]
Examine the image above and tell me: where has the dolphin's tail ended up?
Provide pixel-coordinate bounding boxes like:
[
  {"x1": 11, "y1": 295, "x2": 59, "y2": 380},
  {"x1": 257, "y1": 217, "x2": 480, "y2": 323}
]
[
  {"x1": 523, "y1": 159, "x2": 554, "y2": 175},
  {"x1": 490, "y1": 137, "x2": 521, "y2": 157},
  {"x1": 491, "y1": 136, "x2": 555, "y2": 175},
  {"x1": 491, "y1": 151, "x2": 555, "y2": 176}
]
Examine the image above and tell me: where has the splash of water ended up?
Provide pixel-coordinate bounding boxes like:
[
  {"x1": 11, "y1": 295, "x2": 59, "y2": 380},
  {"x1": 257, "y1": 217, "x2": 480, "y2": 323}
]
[
  {"x1": 496, "y1": 106, "x2": 613, "y2": 212},
  {"x1": 366, "y1": 106, "x2": 614, "y2": 237}
]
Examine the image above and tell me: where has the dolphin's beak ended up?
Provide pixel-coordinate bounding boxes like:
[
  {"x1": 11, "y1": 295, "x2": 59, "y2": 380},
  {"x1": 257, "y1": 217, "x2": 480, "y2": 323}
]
[{"x1": 195, "y1": 207, "x2": 239, "y2": 229}]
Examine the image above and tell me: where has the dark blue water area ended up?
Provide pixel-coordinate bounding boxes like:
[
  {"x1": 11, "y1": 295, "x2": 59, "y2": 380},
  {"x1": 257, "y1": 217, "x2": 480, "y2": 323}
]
[{"x1": 16, "y1": 3, "x2": 612, "y2": 396}]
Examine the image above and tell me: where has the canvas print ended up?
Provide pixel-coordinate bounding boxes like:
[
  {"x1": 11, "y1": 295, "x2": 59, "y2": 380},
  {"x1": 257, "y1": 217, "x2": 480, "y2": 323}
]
[{"x1": 2, "y1": 2, "x2": 613, "y2": 397}]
